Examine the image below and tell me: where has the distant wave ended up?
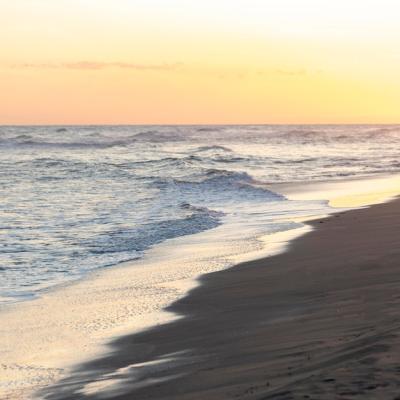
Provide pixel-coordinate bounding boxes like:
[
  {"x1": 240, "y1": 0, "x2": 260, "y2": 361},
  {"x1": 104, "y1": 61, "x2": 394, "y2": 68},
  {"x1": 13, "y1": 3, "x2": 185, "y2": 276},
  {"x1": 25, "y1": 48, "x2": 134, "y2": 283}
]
[
  {"x1": 0, "y1": 129, "x2": 189, "y2": 148},
  {"x1": 277, "y1": 126, "x2": 400, "y2": 144},
  {"x1": 196, "y1": 127, "x2": 221, "y2": 132},
  {"x1": 364, "y1": 126, "x2": 399, "y2": 135},
  {"x1": 15, "y1": 134, "x2": 33, "y2": 140},
  {"x1": 0, "y1": 138, "x2": 132, "y2": 149},
  {"x1": 194, "y1": 145, "x2": 233, "y2": 153},
  {"x1": 132, "y1": 130, "x2": 185, "y2": 143},
  {"x1": 273, "y1": 157, "x2": 319, "y2": 165},
  {"x1": 284, "y1": 128, "x2": 321, "y2": 136}
]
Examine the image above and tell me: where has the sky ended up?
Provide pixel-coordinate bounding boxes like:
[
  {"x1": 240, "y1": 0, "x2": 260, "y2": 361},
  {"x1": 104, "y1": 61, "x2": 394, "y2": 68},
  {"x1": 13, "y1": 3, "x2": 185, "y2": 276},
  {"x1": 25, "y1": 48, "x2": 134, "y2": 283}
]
[{"x1": 1, "y1": 0, "x2": 400, "y2": 124}]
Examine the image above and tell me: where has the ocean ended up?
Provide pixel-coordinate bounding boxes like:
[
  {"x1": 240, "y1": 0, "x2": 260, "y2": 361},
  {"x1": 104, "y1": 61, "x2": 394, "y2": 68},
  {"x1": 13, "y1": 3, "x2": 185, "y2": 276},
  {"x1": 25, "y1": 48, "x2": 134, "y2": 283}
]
[{"x1": 1, "y1": 125, "x2": 399, "y2": 303}]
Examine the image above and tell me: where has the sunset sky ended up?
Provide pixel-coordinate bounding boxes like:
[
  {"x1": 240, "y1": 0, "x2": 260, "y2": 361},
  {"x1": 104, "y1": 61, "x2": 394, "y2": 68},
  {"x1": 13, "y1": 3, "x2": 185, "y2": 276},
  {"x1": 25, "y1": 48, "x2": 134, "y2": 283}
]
[{"x1": 1, "y1": 0, "x2": 400, "y2": 124}]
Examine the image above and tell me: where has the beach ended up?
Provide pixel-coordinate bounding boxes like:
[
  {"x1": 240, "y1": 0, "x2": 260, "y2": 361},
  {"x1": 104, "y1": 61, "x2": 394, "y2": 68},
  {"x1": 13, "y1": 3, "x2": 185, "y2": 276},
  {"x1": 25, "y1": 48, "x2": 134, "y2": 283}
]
[
  {"x1": 1, "y1": 126, "x2": 400, "y2": 399},
  {"x1": 31, "y1": 190, "x2": 400, "y2": 399},
  {"x1": 3, "y1": 0, "x2": 400, "y2": 397}
]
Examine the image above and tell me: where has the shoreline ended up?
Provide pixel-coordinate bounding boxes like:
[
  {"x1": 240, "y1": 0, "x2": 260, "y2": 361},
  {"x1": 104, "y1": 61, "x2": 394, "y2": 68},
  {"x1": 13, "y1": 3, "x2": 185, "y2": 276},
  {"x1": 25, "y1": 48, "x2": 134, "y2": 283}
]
[
  {"x1": 0, "y1": 215, "x2": 313, "y2": 400},
  {"x1": 0, "y1": 191, "x2": 313, "y2": 399},
  {"x1": 1, "y1": 173, "x2": 399, "y2": 399},
  {"x1": 41, "y1": 194, "x2": 400, "y2": 400}
]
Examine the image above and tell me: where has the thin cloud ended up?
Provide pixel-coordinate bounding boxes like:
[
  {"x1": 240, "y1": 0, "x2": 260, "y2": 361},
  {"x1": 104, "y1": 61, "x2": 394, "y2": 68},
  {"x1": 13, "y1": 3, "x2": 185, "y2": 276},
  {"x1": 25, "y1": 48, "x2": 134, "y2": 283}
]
[{"x1": 11, "y1": 61, "x2": 184, "y2": 71}]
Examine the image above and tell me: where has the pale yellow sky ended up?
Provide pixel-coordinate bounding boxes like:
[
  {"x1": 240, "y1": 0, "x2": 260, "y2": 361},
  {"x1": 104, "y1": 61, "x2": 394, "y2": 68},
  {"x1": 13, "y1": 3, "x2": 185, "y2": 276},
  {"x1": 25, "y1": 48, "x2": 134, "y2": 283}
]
[{"x1": 1, "y1": 0, "x2": 400, "y2": 124}]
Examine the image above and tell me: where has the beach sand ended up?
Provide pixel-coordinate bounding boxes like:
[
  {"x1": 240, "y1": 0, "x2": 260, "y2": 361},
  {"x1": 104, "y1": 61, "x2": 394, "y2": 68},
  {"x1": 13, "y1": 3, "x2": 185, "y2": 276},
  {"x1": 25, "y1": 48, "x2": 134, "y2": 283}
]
[{"x1": 38, "y1": 196, "x2": 400, "y2": 399}]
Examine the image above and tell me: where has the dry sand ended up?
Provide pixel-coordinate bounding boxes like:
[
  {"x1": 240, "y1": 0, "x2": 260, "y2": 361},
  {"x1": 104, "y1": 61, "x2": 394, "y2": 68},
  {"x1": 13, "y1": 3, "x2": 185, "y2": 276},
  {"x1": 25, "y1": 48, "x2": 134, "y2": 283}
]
[{"x1": 40, "y1": 196, "x2": 400, "y2": 400}]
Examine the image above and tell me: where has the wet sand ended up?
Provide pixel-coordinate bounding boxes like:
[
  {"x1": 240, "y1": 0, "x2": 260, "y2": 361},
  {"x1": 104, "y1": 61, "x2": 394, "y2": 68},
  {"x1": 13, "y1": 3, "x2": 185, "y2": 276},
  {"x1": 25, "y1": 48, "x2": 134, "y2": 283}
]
[{"x1": 41, "y1": 197, "x2": 400, "y2": 400}]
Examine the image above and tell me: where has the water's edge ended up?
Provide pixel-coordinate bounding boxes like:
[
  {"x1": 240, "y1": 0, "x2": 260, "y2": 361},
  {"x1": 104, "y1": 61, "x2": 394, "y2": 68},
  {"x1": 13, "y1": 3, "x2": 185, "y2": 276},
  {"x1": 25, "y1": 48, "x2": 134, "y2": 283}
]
[{"x1": 1, "y1": 173, "x2": 400, "y2": 399}]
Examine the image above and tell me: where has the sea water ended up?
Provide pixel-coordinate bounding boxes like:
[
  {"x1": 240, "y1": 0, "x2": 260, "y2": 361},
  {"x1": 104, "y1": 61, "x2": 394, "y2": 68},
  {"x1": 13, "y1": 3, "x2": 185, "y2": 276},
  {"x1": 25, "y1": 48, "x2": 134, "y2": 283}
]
[{"x1": 1, "y1": 125, "x2": 399, "y2": 302}]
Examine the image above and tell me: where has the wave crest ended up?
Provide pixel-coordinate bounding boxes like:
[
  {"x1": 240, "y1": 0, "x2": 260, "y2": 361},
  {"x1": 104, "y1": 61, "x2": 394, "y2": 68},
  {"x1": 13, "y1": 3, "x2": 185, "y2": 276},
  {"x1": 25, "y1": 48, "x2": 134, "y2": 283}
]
[{"x1": 85, "y1": 204, "x2": 223, "y2": 255}]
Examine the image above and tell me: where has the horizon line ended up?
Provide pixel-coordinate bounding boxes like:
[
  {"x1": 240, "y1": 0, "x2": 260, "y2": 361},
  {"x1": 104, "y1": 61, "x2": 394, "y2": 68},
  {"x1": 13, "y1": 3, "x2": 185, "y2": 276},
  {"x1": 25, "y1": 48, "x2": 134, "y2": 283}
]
[{"x1": 1, "y1": 123, "x2": 400, "y2": 127}]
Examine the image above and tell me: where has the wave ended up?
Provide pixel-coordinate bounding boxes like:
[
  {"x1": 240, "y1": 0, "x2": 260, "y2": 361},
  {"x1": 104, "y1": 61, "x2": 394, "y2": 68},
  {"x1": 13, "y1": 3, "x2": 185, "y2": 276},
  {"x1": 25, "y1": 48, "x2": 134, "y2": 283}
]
[
  {"x1": 276, "y1": 126, "x2": 400, "y2": 144},
  {"x1": 155, "y1": 169, "x2": 285, "y2": 204},
  {"x1": 284, "y1": 128, "x2": 322, "y2": 136},
  {"x1": 3, "y1": 125, "x2": 399, "y2": 151},
  {"x1": 179, "y1": 202, "x2": 224, "y2": 217},
  {"x1": 196, "y1": 127, "x2": 221, "y2": 132},
  {"x1": 194, "y1": 145, "x2": 233, "y2": 153},
  {"x1": 15, "y1": 134, "x2": 33, "y2": 140},
  {"x1": 132, "y1": 130, "x2": 185, "y2": 143},
  {"x1": 84, "y1": 204, "x2": 223, "y2": 256},
  {"x1": 0, "y1": 138, "x2": 131, "y2": 149},
  {"x1": 273, "y1": 157, "x2": 319, "y2": 165},
  {"x1": 211, "y1": 156, "x2": 247, "y2": 163},
  {"x1": 0, "y1": 129, "x2": 188, "y2": 149},
  {"x1": 364, "y1": 126, "x2": 400, "y2": 135}
]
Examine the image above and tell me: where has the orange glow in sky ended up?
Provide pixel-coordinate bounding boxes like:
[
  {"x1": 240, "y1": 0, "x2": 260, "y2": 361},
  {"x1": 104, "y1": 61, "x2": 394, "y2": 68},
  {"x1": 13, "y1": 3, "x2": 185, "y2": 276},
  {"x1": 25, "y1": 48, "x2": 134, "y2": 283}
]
[{"x1": 1, "y1": 0, "x2": 400, "y2": 124}]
